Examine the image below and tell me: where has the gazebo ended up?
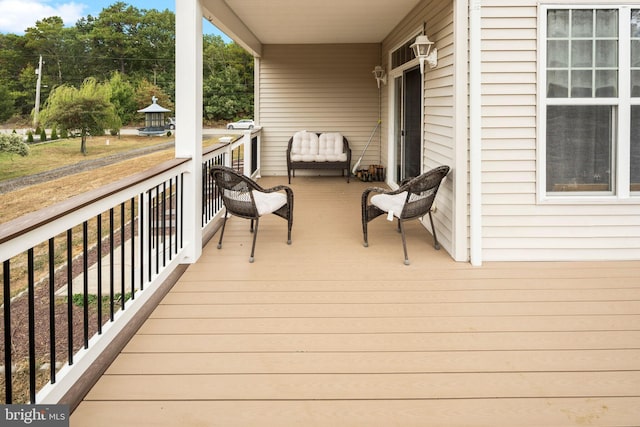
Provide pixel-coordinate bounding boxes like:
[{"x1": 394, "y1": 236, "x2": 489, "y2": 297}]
[{"x1": 137, "y1": 96, "x2": 171, "y2": 136}]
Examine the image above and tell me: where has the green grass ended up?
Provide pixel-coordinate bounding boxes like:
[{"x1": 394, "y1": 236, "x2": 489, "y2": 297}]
[{"x1": 0, "y1": 135, "x2": 173, "y2": 182}]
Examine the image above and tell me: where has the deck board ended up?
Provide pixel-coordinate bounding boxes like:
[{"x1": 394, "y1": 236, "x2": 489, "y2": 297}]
[{"x1": 71, "y1": 177, "x2": 640, "y2": 426}]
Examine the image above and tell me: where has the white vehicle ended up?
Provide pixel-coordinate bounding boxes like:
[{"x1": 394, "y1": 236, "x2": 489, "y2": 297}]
[{"x1": 226, "y1": 119, "x2": 255, "y2": 129}]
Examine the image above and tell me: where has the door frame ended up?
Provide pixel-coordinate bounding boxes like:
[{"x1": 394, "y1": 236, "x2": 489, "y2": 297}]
[{"x1": 387, "y1": 34, "x2": 424, "y2": 186}]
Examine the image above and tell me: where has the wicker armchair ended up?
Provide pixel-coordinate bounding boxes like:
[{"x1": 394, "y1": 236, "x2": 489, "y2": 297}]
[
  {"x1": 210, "y1": 166, "x2": 294, "y2": 262},
  {"x1": 361, "y1": 165, "x2": 450, "y2": 265}
]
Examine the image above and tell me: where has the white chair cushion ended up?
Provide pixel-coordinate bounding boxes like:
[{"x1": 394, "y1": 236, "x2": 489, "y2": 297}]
[
  {"x1": 252, "y1": 191, "x2": 287, "y2": 215},
  {"x1": 370, "y1": 192, "x2": 408, "y2": 218}
]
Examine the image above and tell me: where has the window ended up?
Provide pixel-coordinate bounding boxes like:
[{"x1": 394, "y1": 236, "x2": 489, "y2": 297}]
[{"x1": 542, "y1": 7, "x2": 640, "y2": 196}]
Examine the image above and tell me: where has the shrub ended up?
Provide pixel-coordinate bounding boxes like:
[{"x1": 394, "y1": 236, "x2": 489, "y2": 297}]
[
  {"x1": 40, "y1": 128, "x2": 47, "y2": 142},
  {"x1": 0, "y1": 133, "x2": 29, "y2": 157},
  {"x1": 50, "y1": 125, "x2": 58, "y2": 140},
  {"x1": 27, "y1": 131, "x2": 34, "y2": 143}
]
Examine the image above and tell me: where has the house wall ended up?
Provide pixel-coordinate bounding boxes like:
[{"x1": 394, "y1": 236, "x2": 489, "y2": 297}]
[
  {"x1": 257, "y1": 44, "x2": 382, "y2": 177},
  {"x1": 480, "y1": 0, "x2": 640, "y2": 261},
  {"x1": 380, "y1": 0, "x2": 458, "y2": 257}
]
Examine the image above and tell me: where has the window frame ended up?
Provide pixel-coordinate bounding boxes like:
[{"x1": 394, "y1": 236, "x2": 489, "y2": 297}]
[{"x1": 539, "y1": 4, "x2": 637, "y2": 203}]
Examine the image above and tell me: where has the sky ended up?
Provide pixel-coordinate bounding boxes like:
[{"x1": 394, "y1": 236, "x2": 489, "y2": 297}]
[{"x1": 0, "y1": 0, "x2": 230, "y2": 40}]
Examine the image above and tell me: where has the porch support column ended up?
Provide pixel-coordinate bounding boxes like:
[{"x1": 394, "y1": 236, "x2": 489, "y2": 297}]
[
  {"x1": 469, "y1": 0, "x2": 482, "y2": 266},
  {"x1": 175, "y1": 0, "x2": 203, "y2": 263}
]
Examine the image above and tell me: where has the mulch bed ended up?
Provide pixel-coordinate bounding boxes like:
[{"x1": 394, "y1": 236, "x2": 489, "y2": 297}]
[{"x1": 0, "y1": 227, "x2": 133, "y2": 404}]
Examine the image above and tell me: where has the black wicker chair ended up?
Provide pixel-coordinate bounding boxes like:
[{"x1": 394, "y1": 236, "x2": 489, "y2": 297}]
[
  {"x1": 361, "y1": 165, "x2": 450, "y2": 265},
  {"x1": 210, "y1": 166, "x2": 294, "y2": 262}
]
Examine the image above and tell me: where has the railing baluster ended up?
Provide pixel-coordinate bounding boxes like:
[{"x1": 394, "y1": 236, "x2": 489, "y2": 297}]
[
  {"x1": 162, "y1": 182, "x2": 167, "y2": 267},
  {"x1": 120, "y1": 203, "x2": 125, "y2": 310},
  {"x1": 66, "y1": 229, "x2": 73, "y2": 365},
  {"x1": 3, "y1": 260, "x2": 13, "y2": 403},
  {"x1": 155, "y1": 186, "x2": 159, "y2": 275},
  {"x1": 48, "y1": 238, "x2": 56, "y2": 384},
  {"x1": 109, "y1": 209, "x2": 115, "y2": 321},
  {"x1": 97, "y1": 214, "x2": 102, "y2": 334},
  {"x1": 169, "y1": 178, "x2": 173, "y2": 260},
  {"x1": 139, "y1": 193, "x2": 145, "y2": 291},
  {"x1": 180, "y1": 175, "x2": 184, "y2": 248},
  {"x1": 27, "y1": 249, "x2": 36, "y2": 403},
  {"x1": 201, "y1": 163, "x2": 206, "y2": 227},
  {"x1": 147, "y1": 190, "x2": 152, "y2": 281},
  {"x1": 130, "y1": 198, "x2": 135, "y2": 299},
  {"x1": 82, "y1": 222, "x2": 89, "y2": 349}
]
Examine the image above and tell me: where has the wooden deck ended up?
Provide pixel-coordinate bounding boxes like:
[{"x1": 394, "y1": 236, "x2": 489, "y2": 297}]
[{"x1": 71, "y1": 176, "x2": 640, "y2": 426}]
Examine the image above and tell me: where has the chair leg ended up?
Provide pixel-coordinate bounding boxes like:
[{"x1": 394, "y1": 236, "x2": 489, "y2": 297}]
[
  {"x1": 217, "y1": 211, "x2": 228, "y2": 249},
  {"x1": 428, "y1": 211, "x2": 441, "y2": 250},
  {"x1": 249, "y1": 217, "x2": 259, "y2": 263},
  {"x1": 362, "y1": 215, "x2": 369, "y2": 247},
  {"x1": 250, "y1": 219, "x2": 255, "y2": 233},
  {"x1": 399, "y1": 221, "x2": 410, "y2": 265}
]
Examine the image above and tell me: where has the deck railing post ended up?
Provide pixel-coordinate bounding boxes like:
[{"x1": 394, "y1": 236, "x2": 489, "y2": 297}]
[{"x1": 243, "y1": 132, "x2": 252, "y2": 177}]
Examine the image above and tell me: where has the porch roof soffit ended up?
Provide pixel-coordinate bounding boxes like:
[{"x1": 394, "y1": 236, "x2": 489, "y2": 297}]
[{"x1": 201, "y1": 0, "x2": 422, "y2": 57}]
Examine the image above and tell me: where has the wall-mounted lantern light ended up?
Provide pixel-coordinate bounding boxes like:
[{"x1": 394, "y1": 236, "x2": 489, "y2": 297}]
[
  {"x1": 410, "y1": 31, "x2": 438, "y2": 74},
  {"x1": 372, "y1": 65, "x2": 387, "y2": 88}
]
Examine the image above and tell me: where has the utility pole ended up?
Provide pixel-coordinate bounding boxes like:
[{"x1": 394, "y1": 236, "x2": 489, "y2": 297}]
[{"x1": 33, "y1": 55, "x2": 43, "y2": 128}]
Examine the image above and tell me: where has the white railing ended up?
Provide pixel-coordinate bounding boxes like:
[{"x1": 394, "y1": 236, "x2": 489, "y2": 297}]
[{"x1": 0, "y1": 129, "x2": 260, "y2": 405}]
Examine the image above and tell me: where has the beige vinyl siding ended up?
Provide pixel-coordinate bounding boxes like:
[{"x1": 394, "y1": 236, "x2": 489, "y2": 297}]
[
  {"x1": 381, "y1": 0, "x2": 456, "y2": 255},
  {"x1": 482, "y1": 0, "x2": 640, "y2": 261},
  {"x1": 257, "y1": 44, "x2": 381, "y2": 177}
]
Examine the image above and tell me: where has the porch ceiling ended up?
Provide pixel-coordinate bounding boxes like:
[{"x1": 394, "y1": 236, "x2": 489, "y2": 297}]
[{"x1": 201, "y1": 0, "x2": 422, "y2": 45}]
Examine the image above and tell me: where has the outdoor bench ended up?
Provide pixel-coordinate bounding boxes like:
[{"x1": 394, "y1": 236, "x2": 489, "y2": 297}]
[{"x1": 286, "y1": 130, "x2": 351, "y2": 183}]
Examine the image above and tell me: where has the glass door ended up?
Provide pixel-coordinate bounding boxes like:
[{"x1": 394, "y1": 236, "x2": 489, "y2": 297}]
[{"x1": 394, "y1": 66, "x2": 422, "y2": 183}]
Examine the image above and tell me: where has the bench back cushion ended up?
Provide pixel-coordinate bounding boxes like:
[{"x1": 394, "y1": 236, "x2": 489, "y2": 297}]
[
  {"x1": 318, "y1": 133, "x2": 347, "y2": 162},
  {"x1": 290, "y1": 131, "x2": 319, "y2": 162}
]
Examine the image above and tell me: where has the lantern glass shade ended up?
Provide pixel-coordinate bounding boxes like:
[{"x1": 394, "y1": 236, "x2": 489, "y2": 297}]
[{"x1": 410, "y1": 35, "x2": 434, "y2": 58}]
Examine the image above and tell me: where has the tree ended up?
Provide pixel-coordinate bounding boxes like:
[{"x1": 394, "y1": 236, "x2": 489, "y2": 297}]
[
  {"x1": 134, "y1": 78, "x2": 173, "y2": 120},
  {"x1": 135, "y1": 8, "x2": 175, "y2": 94},
  {"x1": 0, "y1": 34, "x2": 29, "y2": 117},
  {"x1": 108, "y1": 71, "x2": 137, "y2": 126},
  {"x1": 202, "y1": 37, "x2": 253, "y2": 121},
  {"x1": 0, "y1": 84, "x2": 15, "y2": 122},
  {"x1": 39, "y1": 78, "x2": 120, "y2": 155},
  {"x1": 87, "y1": 2, "x2": 143, "y2": 76},
  {"x1": 0, "y1": 133, "x2": 29, "y2": 157},
  {"x1": 24, "y1": 17, "x2": 66, "y2": 82}
]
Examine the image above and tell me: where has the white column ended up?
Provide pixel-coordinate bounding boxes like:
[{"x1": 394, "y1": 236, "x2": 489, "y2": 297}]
[
  {"x1": 453, "y1": 0, "x2": 470, "y2": 262},
  {"x1": 469, "y1": 0, "x2": 482, "y2": 266},
  {"x1": 175, "y1": 0, "x2": 203, "y2": 263}
]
